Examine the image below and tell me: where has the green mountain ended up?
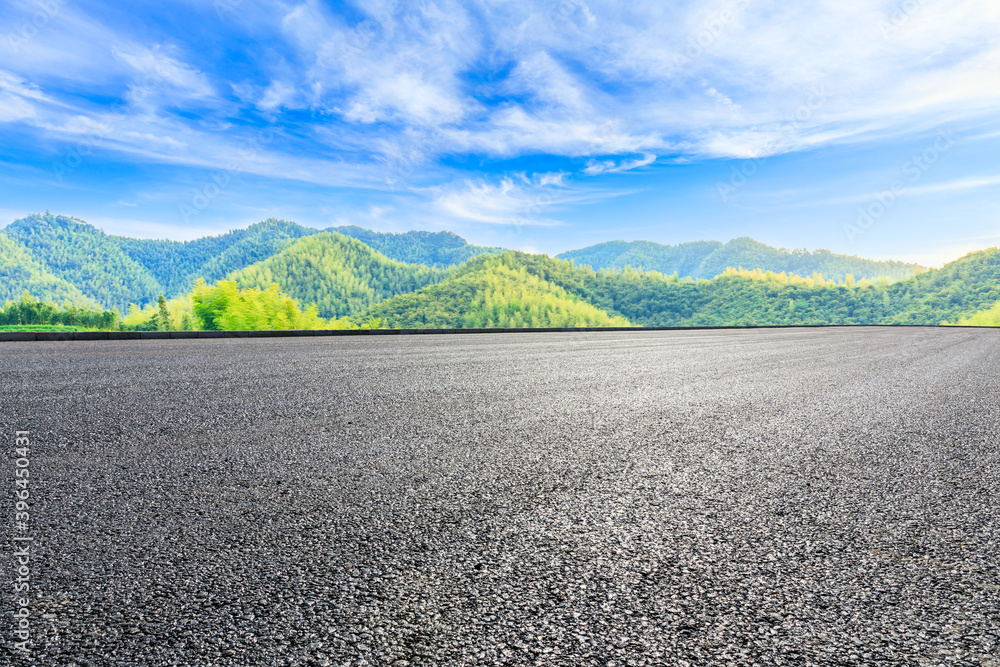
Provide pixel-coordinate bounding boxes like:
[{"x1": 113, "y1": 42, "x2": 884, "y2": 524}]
[
  {"x1": 227, "y1": 232, "x2": 445, "y2": 319},
  {"x1": 329, "y1": 226, "x2": 503, "y2": 267},
  {"x1": 0, "y1": 234, "x2": 101, "y2": 308},
  {"x1": 1, "y1": 214, "x2": 164, "y2": 311},
  {"x1": 113, "y1": 218, "x2": 316, "y2": 297},
  {"x1": 881, "y1": 247, "x2": 1000, "y2": 324},
  {"x1": 361, "y1": 252, "x2": 631, "y2": 328},
  {"x1": 558, "y1": 237, "x2": 926, "y2": 282}
]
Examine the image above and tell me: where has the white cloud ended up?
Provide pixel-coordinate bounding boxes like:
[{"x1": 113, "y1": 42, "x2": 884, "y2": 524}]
[
  {"x1": 0, "y1": 70, "x2": 55, "y2": 120},
  {"x1": 904, "y1": 175, "x2": 1000, "y2": 197},
  {"x1": 428, "y1": 172, "x2": 635, "y2": 227},
  {"x1": 0, "y1": 92, "x2": 37, "y2": 122},
  {"x1": 257, "y1": 80, "x2": 298, "y2": 112},
  {"x1": 281, "y1": 0, "x2": 475, "y2": 127},
  {"x1": 112, "y1": 46, "x2": 216, "y2": 105},
  {"x1": 584, "y1": 154, "x2": 656, "y2": 175},
  {"x1": 0, "y1": 71, "x2": 49, "y2": 102},
  {"x1": 503, "y1": 51, "x2": 591, "y2": 113},
  {"x1": 0, "y1": 1, "x2": 123, "y2": 85},
  {"x1": 431, "y1": 177, "x2": 567, "y2": 227}
]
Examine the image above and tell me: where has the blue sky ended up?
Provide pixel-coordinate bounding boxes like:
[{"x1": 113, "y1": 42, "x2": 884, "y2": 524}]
[{"x1": 1, "y1": 0, "x2": 999, "y2": 265}]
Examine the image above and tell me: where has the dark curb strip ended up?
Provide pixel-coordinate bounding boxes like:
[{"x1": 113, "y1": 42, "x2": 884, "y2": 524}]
[{"x1": 2, "y1": 324, "x2": 993, "y2": 342}]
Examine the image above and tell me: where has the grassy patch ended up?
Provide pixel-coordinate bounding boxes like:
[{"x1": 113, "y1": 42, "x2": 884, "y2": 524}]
[{"x1": 0, "y1": 324, "x2": 94, "y2": 332}]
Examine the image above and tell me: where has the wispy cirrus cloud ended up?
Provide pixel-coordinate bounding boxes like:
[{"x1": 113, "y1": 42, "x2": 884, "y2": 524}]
[
  {"x1": 112, "y1": 45, "x2": 217, "y2": 106},
  {"x1": 427, "y1": 173, "x2": 635, "y2": 227},
  {"x1": 584, "y1": 154, "x2": 656, "y2": 176},
  {"x1": 430, "y1": 177, "x2": 569, "y2": 227}
]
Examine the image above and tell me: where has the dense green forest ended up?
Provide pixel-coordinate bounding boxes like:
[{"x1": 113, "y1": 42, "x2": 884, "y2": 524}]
[
  {"x1": 364, "y1": 261, "x2": 631, "y2": 328},
  {"x1": 227, "y1": 233, "x2": 446, "y2": 318},
  {"x1": 0, "y1": 234, "x2": 102, "y2": 308},
  {"x1": 115, "y1": 219, "x2": 495, "y2": 296},
  {"x1": 2, "y1": 213, "x2": 932, "y2": 313},
  {"x1": 330, "y1": 226, "x2": 503, "y2": 267},
  {"x1": 2, "y1": 214, "x2": 164, "y2": 311},
  {"x1": 953, "y1": 301, "x2": 1000, "y2": 326},
  {"x1": 559, "y1": 237, "x2": 926, "y2": 282},
  {"x1": 191, "y1": 279, "x2": 361, "y2": 331},
  {"x1": 0, "y1": 282, "x2": 370, "y2": 332}
]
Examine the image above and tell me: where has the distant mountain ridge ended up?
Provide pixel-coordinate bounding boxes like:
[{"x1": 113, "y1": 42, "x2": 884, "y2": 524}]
[
  {"x1": 330, "y1": 225, "x2": 504, "y2": 267},
  {"x1": 113, "y1": 218, "x2": 316, "y2": 298},
  {"x1": 558, "y1": 237, "x2": 926, "y2": 282}
]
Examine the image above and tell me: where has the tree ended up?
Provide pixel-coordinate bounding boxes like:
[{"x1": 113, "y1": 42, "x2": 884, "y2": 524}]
[{"x1": 157, "y1": 295, "x2": 171, "y2": 331}]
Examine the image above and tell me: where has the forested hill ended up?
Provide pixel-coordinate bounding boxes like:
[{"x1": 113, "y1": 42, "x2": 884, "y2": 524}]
[
  {"x1": 227, "y1": 233, "x2": 446, "y2": 319},
  {"x1": 0, "y1": 234, "x2": 102, "y2": 308},
  {"x1": 2, "y1": 214, "x2": 165, "y2": 312},
  {"x1": 362, "y1": 256, "x2": 631, "y2": 329},
  {"x1": 558, "y1": 237, "x2": 926, "y2": 282}
]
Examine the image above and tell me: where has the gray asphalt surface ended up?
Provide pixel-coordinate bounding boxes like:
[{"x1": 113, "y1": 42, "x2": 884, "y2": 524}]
[{"x1": 2, "y1": 327, "x2": 999, "y2": 666}]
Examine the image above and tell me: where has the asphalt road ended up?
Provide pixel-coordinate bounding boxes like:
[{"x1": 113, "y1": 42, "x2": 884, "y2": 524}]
[{"x1": 2, "y1": 327, "x2": 999, "y2": 666}]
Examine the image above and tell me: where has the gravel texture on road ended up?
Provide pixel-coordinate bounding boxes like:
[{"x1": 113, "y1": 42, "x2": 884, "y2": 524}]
[{"x1": 2, "y1": 327, "x2": 999, "y2": 666}]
